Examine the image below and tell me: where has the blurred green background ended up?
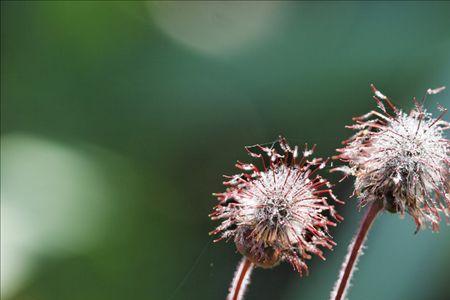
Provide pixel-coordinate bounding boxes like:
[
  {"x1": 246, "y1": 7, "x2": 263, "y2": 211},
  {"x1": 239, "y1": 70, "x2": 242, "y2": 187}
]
[{"x1": 1, "y1": 1, "x2": 450, "y2": 300}]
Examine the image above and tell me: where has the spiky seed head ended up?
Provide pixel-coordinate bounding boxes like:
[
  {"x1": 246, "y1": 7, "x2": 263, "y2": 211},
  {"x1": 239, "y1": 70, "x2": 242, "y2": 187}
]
[
  {"x1": 334, "y1": 84, "x2": 450, "y2": 232},
  {"x1": 210, "y1": 137, "x2": 343, "y2": 275}
]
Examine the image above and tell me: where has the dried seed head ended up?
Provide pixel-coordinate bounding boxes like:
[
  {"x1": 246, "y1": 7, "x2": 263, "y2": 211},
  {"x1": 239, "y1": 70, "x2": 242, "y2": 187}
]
[
  {"x1": 334, "y1": 84, "x2": 450, "y2": 232},
  {"x1": 210, "y1": 137, "x2": 342, "y2": 275}
]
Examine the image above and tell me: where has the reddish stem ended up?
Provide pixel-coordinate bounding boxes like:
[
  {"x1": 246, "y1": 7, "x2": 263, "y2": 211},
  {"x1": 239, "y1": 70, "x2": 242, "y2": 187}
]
[
  {"x1": 227, "y1": 257, "x2": 254, "y2": 300},
  {"x1": 331, "y1": 200, "x2": 383, "y2": 300}
]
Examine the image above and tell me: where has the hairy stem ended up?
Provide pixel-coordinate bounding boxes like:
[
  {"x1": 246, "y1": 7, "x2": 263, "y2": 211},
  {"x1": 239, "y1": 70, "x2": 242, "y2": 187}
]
[
  {"x1": 331, "y1": 200, "x2": 383, "y2": 300},
  {"x1": 227, "y1": 257, "x2": 254, "y2": 300}
]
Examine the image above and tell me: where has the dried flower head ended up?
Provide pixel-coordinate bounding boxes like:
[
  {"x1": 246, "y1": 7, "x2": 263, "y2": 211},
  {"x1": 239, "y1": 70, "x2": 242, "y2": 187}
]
[
  {"x1": 334, "y1": 84, "x2": 450, "y2": 232},
  {"x1": 210, "y1": 137, "x2": 343, "y2": 275}
]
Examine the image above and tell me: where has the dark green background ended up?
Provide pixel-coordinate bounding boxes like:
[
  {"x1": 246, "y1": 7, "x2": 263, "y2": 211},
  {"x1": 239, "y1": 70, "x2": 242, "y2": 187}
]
[{"x1": 2, "y1": 1, "x2": 449, "y2": 300}]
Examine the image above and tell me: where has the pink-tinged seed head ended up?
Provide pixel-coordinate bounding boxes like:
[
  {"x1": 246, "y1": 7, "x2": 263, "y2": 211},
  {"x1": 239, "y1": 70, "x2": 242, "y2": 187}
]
[
  {"x1": 334, "y1": 84, "x2": 450, "y2": 232},
  {"x1": 210, "y1": 136, "x2": 342, "y2": 275}
]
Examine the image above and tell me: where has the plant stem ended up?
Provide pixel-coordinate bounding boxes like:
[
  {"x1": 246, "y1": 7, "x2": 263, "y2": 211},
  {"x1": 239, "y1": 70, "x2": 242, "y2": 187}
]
[
  {"x1": 331, "y1": 200, "x2": 383, "y2": 300},
  {"x1": 227, "y1": 257, "x2": 254, "y2": 300}
]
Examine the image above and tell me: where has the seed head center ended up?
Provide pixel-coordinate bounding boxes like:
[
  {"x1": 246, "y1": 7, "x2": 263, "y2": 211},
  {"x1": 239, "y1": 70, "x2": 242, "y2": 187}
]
[{"x1": 262, "y1": 196, "x2": 290, "y2": 225}]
